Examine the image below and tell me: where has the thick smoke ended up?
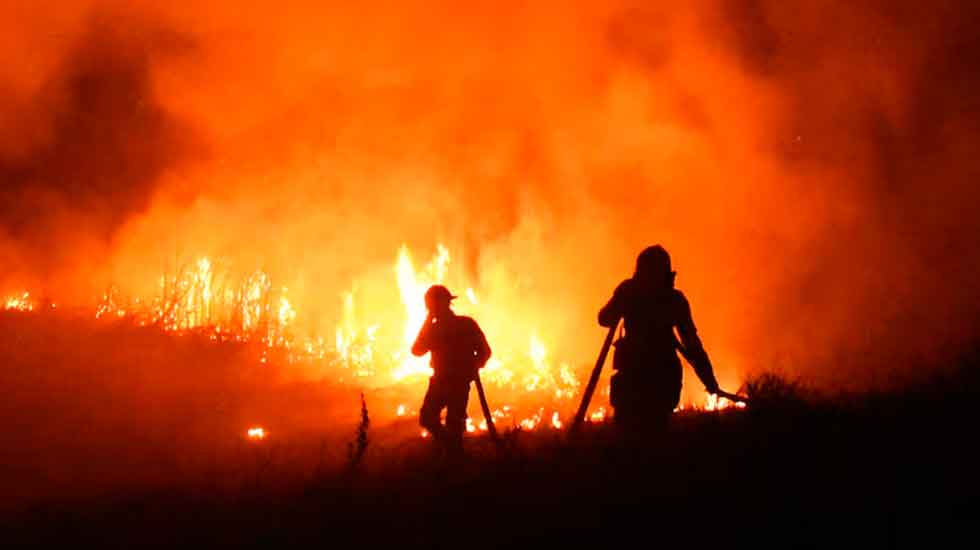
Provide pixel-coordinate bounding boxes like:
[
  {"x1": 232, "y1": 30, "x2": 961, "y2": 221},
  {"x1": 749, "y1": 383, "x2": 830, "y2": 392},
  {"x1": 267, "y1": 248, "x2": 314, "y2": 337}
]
[
  {"x1": 1, "y1": 0, "x2": 978, "y2": 390},
  {"x1": 0, "y1": 8, "x2": 198, "y2": 291},
  {"x1": 704, "y1": 0, "x2": 980, "y2": 383}
]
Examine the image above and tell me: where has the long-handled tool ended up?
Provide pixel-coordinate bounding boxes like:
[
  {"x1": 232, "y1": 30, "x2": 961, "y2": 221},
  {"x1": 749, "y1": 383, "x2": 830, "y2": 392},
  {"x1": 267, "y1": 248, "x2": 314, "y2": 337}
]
[
  {"x1": 672, "y1": 337, "x2": 749, "y2": 404},
  {"x1": 473, "y1": 371, "x2": 503, "y2": 449},
  {"x1": 570, "y1": 320, "x2": 620, "y2": 434},
  {"x1": 711, "y1": 388, "x2": 748, "y2": 404}
]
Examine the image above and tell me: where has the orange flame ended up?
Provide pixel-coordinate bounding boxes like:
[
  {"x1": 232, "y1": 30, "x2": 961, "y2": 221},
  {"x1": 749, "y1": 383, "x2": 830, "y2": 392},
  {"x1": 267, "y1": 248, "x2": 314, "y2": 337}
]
[{"x1": 3, "y1": 292, "x2": 34, "y2": 312}]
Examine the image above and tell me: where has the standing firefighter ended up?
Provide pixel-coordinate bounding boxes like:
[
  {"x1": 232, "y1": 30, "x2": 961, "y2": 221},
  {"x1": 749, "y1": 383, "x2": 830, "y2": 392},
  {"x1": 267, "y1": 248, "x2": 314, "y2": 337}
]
[
  {"x1": 412, "y1": 285, "x2": 492, "y2": 455},
  {"x1": 598, "y1": 245, "x2": 720, "y2": 431}
]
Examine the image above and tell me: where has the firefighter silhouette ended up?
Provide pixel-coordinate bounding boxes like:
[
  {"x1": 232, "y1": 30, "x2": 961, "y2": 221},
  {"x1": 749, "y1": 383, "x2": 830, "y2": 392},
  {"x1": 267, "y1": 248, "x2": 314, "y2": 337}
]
[
  {"x1": 598, "y1": 245, "x2": 720, "y2": 430},
  {"x1": 412, "y1": 285, "x2": 491, "y2": 454}
]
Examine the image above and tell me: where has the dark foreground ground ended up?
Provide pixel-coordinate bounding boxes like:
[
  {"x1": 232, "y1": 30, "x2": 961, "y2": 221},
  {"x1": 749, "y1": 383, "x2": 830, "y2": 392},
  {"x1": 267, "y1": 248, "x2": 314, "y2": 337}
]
[
  {"x1": 5, "y1": 370, "x2": 980, "y2": 549},
  {"x1": 1, "y1": 313, "x2": 978, "y2": 548}
]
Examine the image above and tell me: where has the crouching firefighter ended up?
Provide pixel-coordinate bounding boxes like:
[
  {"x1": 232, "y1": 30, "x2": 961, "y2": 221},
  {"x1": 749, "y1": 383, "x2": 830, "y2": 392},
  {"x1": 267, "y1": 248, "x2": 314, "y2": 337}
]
[
  {"x1": 598, "y1": 245, "x2": 721, "y2": 432},
  {"x1": 412, "y1": 285, "x2": 492, "y2": 456}
]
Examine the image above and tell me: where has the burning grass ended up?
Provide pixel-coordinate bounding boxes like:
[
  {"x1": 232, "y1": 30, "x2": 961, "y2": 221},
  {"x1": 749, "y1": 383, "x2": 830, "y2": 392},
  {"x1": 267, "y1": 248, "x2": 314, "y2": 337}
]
[
  {"x1": 4, "y1": 243, "x2": 612, "y2": 428},
  {"x1": 2, "y1": 242, "x2": 744, "y2": 456}
]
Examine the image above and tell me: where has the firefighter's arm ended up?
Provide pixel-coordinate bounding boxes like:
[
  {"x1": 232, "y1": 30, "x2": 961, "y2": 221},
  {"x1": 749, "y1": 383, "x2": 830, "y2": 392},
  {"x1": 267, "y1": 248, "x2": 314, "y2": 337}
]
[
  {"x1": 675, "y1": 293, "x2": 720, "y2": 394},
  {"x1": 598, "y1": 281, "x2": 628, "y2": 327},
  {"x1": 472, "y1": 321, "x2": 492, "y2": 369},
  {"x1": 411, "y1": 314, "x2": 435, "y2": 357}
]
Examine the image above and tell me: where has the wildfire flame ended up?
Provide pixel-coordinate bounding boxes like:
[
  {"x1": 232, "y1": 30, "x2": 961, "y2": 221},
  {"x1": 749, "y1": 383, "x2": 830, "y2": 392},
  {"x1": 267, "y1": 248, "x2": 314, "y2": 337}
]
[
  {"x1": 5, "y1": 243, "x2": 744, "y2": 438},
  {"x1": 391, "y1": 244, "x2": 448, "y2": 381},
  {"x1": 4, "y1": 292, "x2": 34, "y2": 312},
  {"x1": 704, "y1": 394, "x2": 747, "y2": 411},
  {"x1": 551, "y1": 411, "x2": 563, "y2": 430}
]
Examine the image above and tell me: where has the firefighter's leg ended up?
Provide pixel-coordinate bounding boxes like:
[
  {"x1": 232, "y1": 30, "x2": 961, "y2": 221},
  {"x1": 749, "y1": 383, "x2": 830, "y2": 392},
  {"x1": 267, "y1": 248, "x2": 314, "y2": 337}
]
[
  {"x1": 419, "y1": 378, "x2": 448, "y2": 441},
  {"x1": 612, "y1": 371, "x2": 644, "y2": 430},
  {"x1": 444, "y1": 381, "x2": 471, "y2": 455},
  {"x1": 649, "y1": 363, "x2": 683, "y2": 433}
]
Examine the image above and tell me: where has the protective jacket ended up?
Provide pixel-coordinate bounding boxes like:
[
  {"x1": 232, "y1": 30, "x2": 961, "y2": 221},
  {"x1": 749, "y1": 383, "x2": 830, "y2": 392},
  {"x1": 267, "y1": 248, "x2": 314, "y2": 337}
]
[
  {"x1": 598, "y1": 278, "x2": 719, "y2": 424},
  {"x1": 412, "y1": 313, "x2": 491, "y2": 381}
]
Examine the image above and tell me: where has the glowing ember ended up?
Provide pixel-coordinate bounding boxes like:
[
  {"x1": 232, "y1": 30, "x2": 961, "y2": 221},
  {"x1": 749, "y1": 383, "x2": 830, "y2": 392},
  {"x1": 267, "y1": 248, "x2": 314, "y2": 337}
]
[
  {"x1": 396, "y1": 404, "x2": 406, "y2": 417},
  {"x1": 703, "y1": 394, "x2": 747, "y2": 411},
  {"x1": 550, "y1": 411, "x2": 562, "y2": 429},
  {"x1": 247, "y1": 427, "x2": 267, "y2": 440},
  {"x1": 4, "y1": 292, "x2": 34, "y2": 312},
  {"x1": 519, "y1": 409, "x2": 545, "y2": 430}
]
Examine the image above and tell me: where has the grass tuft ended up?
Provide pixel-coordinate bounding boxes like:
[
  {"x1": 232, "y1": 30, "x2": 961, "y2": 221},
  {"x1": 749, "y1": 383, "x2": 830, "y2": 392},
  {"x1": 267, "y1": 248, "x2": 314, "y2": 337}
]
[{"x1": 346, "y1": 392, "x2": 370, "y2": 472}]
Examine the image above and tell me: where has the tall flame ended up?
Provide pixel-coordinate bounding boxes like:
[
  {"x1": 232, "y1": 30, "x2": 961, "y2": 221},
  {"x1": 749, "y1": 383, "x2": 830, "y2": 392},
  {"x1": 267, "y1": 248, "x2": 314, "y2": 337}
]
[{"x1": 392, "y1": 244, "x2": 449, "y2": 381}]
